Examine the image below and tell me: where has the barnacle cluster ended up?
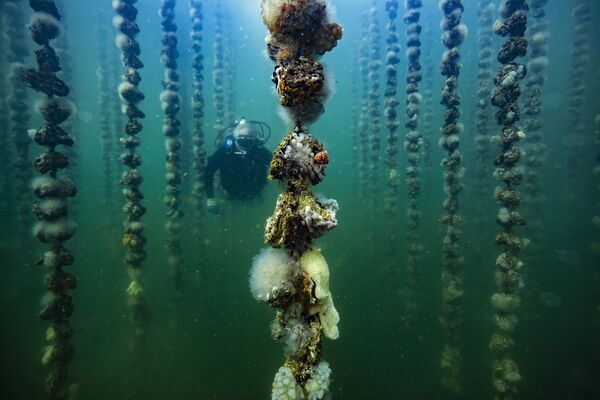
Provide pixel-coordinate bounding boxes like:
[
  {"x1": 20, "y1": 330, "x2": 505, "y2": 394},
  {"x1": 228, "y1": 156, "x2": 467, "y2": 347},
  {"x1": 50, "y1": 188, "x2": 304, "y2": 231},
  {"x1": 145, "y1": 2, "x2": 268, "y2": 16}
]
[
  {"x1": 266, "y1": 127, "x2": 337, "y2": 255},
  {"x1": 489, "y1": 1, "x2": 529, "y2": 398},
  {"x1": 402, "y1": 0, "x2": 424, "y2": 323},
  {"x1": 24, "y1": 1, "x2": 78, "y2": 397},
  {"x1": 257, "y1": 1, "x2": 342, "y2": 398},
  {"x1": 113, "y1": 0, "x2": 149, "y2": 339},
  {"x1": 160, "y1": 0, "x2": 184, "y2": 295},
  {"x1": 262, "y1": 0, "x2": 342, "y2": 125},
  {"x1": 259, "y1": 125, "x2": 340, "y2": 399},
  {"x1": 438, "y1": 0, "x2": 467, "y2": 394}
]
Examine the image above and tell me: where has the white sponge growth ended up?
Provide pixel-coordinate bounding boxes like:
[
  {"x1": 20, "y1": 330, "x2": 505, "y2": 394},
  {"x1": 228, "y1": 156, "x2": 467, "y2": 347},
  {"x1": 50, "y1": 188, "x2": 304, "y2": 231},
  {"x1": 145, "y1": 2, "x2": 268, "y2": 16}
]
[{"x1": 250, "y1": 247, "x2": 295, "y2": 303}]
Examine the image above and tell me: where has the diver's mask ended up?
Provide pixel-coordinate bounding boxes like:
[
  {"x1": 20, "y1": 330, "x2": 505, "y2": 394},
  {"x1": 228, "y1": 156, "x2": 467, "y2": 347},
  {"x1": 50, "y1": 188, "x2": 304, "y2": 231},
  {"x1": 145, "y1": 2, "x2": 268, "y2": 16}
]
[
  {"x1": 216, "y1": 118, "x2": 271, "y2": 155},
  {"x1": 232, "y1": 120, "x2": 257, "y2": 155}
]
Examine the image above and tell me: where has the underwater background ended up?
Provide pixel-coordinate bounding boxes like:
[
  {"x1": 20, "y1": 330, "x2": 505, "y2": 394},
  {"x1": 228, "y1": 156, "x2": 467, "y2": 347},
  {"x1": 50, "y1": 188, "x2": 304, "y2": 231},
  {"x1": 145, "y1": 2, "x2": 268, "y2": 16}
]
[{"x1": 1, "y1": 0, "x2": 600, "y2": 399}]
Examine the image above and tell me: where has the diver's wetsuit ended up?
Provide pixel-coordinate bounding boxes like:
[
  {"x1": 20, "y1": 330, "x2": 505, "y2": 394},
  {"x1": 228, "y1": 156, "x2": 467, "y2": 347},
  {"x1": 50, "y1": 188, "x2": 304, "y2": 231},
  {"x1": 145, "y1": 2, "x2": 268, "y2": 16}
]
[{"x1": 204, "y1": 145, "x2": 272, "y2": 200}]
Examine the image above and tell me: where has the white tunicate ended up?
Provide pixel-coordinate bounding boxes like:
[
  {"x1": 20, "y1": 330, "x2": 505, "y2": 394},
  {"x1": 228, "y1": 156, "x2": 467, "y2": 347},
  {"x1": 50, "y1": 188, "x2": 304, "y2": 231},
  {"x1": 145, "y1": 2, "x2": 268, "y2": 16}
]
[
  {"x1": 127, "y1": 221, "x2": 144, "y2": 233},
  {"x1": 38, "y1": 198, "x2": 67, "y2": 216},
  {"x1": 33, "y1": 218, "x2": 77, "y2": 244},
  {"x1": 31, "y1": 175, "x2": 57, "y2": 191},
  {"x1": 42, "y1": 250, "x2": 58, "y2": 268},
  {"x1": 491, "y1": 293, "x2": 519, "y2": 312},
  {"x1": 272, "y1": 366, "x2": 304, "y2": 400},
  {"x1": 112, "y1": 15, "x2": 125, "y2": 29},
  {"x1": 300, "y1": 250, "x2": 339, "y2": 340},
  {"x1": 497, "y1": 207, "x2": 510, "y2": 223},
  {"x1": 303, "y1": 361, "x2": 332, "y2": 400},
  {"x1": 115, "y1": 33, "x2": 129, "y2": 50},
  {"x1": 283, "y1": 133, "x2": 314, "y2": 172}
]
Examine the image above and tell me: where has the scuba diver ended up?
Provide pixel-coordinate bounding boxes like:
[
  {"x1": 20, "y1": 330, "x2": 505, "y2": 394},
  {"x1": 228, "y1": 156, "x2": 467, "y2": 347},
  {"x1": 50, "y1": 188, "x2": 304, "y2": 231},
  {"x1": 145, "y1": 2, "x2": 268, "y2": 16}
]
[{"x1": 204, "y1": 119, "x2": 272, "y2": 212}]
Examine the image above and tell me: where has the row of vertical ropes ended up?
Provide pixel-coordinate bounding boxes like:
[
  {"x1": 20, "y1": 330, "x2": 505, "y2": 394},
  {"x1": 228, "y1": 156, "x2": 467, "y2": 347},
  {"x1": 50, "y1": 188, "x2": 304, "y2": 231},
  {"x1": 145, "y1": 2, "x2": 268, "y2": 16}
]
[
  {"x1": 0, "y1": 0, "x2": 222, "y2": 396},
  {"x1": 8, "y1": 0, "x2": 594, "y2": 398},
  {"x1": 354, "y1": 5, "x2": 537, "y2": 396}
]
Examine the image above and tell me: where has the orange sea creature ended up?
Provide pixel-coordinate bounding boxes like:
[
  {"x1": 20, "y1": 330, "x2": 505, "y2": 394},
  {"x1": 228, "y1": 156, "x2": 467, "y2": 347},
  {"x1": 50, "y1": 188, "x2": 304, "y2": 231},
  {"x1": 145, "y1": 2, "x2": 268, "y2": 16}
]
[{"x1": 314, "y1": 150, "x2": 329, "y2": 165}]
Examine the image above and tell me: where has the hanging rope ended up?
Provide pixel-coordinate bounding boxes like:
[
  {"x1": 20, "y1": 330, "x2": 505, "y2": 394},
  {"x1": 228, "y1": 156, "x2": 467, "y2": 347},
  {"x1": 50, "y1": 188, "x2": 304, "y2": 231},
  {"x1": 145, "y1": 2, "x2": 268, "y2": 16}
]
[
  {"x1": 213, "y1": 0, "x2": 225, "y2": 133},
  {"x1": 367, "y1": 1, "x2": 382, "y2": 210},
  {"x1": 257, "y1": 1, "x2": 343, "y2": 398},
  {"x1": 402, "y1": 0, "x2": 424, "y2": 324},
  {"x1": 489, "y1": 1, "x2": 529, "y2": 397},
  {"x1": 113, "y1": 0, "x2": 150, "y2": 342},
  {"x1": 3, "y1": 0, "x2": 31, "y2": 238},
  {"x1": 474, "y1": 0, "x2": 495, "y2": 197},
  {"x1": 438, "y1": 0, "x2": 467, "y2": 394},
  {"x1": 24, "y1": 1, "x2": 78, "y2": 396},
  {"x1": 160, "y1": 0, "x2": 185, "y2": 298},
  {"x1": 190, "y1": 0, "x2": 207, "y2": 263},
  {"x1": 383, "y1": 0, "x2": 400, "y2": 238},
  {"x1": 358, "y1": 11, "x2": 371, "y2": 205}
]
